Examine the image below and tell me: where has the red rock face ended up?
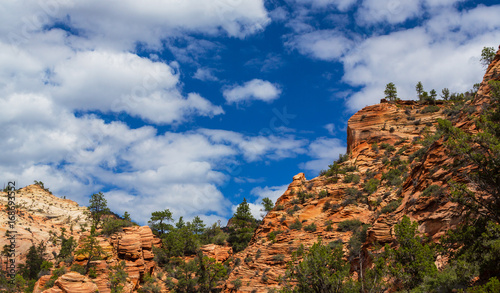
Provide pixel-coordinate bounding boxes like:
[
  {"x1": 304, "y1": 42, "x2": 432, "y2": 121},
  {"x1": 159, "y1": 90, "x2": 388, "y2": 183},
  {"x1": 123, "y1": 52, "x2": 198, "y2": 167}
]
[
  {"x1": 222, "y1": 47, "x2": 500, "y2": 292},
  {"x1": 200, "y1": 244, "x2": 233, "y2": 263}
]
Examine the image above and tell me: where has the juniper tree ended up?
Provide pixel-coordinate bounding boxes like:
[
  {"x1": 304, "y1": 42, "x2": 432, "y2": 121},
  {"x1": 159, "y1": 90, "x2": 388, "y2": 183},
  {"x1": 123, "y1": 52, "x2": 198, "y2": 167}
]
[{"x1": 384, "y1": 82, "x2": 398, "y2": 102}]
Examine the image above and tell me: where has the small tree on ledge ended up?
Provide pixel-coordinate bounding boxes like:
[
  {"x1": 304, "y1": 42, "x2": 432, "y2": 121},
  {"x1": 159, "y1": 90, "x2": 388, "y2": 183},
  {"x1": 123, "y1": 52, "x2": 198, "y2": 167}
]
[{"x1": 384, "y1": 82, "x2": 398, "y2": 102}]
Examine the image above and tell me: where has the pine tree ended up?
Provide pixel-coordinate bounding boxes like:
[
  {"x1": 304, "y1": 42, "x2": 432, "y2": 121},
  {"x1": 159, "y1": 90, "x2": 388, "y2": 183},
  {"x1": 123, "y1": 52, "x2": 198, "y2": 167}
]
[
  {"x1": 481, "y1": 46, "x2": 496, "y2": 68},
  {"x1": 386, "y1": 216, "x2": 437, "y2": 290},
  {"x1": 227, "y1": 198, "x2": 257, "y2": 252},
  {"x1": 88, "y1": 192, "x2": 110, "y2": 228},
  {"x1": 416, "y1": 81, "x2": 424, "y2": 101},
  {"x1": 261, "y1": 197, "x2": 274, "y2": 213},
  {"x1": 149, "y1": 209, "x2": 173, "y2": 236},
  {"x1": 384, "y1": 82, "x2": 398, "y2": 102}
]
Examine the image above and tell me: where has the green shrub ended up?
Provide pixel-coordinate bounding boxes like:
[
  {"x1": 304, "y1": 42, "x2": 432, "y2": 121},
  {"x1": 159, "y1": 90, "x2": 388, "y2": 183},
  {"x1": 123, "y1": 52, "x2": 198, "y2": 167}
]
[
  {"x1": 267, "y1": 230, "x2": 283, "y2": 241},
  {"x1": 337, "y1": 219, "x2": 363, "y2": 232},
  {"x1": 363, "y1": 179, "x2": 380, "y2": 194},
  {"x1": 382, "y1": 168, "x2": 403, "y2": 186},
  {"x1": 318, "y1": 190, "x2": 328, "y2": 199},
  {"x1": 421, "y1": 105, "x2": 440, "y2": 114},
  {"x1": 322, "y1": 201, "x2": 331, "y2": 212},
  {"x1": 381, "y1": 199, "x2": 402, "y2": 214},
  {"x1": 290, "y1": 219, "x2": 303, "y2": 230},
  {"x1": 341, "y1": 197, "x2": 356, "y2": 206},
  {"x1": 297, "y1": 192, "x2": 313, "y2": 204},
  {"x1": 345, "y1": 187, "x2": 362, "y2": 198},
  {"x1": 421, "y1": 184, "x2": 444, "y2": 198},
  {"x1": 275, "y1": 204, "x2": 284, "y2": 211},
  {"x1": 287, "y1": 205, "x2": 301, "y2": 215},
  {"x1": 344, "y1": 174, "x2": 360, "y2": 184},
  {"x1": 304, "y1": 223, "x2": 317, "y2": 232},
  {"x1": 272, "y1": 254, "x2": 285, "y2": 262},
  {"x1": 372, "y1": 142, "x2": 379, "y2": 152},
  {"x1": 343, "y1": 165, "x2": 357, "y2": 172},
  {"x1": 101, "y1": 218, "x2": 133, "y2": 236},
  {"x1": 70, "y1": 264, "x2": 86, "y2": 275}
]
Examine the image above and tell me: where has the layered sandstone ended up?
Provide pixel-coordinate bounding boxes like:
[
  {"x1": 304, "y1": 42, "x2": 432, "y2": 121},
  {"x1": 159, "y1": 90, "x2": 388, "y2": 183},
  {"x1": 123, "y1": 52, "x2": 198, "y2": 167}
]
[
  {"x1": 222, "y1": 47, "x2": 500, "y2": 292},
  {"x1": 0, "y1": 184, "x2": 89, "y2": 269}
]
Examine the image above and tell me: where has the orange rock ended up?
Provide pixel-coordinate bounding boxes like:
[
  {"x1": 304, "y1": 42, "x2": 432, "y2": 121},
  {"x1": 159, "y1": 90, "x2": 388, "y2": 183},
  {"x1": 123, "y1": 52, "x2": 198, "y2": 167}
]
[
  {"x1": 53, "y1": 272, "x2": 99, "y2": 293},
  {"x1": 200, "y1": 244, "x2": 233, "y2": 263}
]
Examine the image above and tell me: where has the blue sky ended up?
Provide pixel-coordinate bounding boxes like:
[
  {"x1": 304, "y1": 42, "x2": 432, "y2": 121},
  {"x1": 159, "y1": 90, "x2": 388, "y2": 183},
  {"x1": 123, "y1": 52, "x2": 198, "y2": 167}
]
[{"x1": 1, "y1": 0, "x2": 499, "y2": 225}]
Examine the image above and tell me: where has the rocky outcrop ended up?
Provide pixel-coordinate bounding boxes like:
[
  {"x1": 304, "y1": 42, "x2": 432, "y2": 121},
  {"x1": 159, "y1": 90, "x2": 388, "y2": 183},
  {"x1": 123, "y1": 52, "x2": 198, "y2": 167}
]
[
  {"x1": 40, "y1": 272, "x2": 98, "y2": 293},
  {"x1": 223, "y1": 47, "x2": 500, "y2": 292},
  {"x1": 0, "y1": 184, "x2": 89, "y2": 270},
  {"x1": 200, "y1": 244, "x2": 232, "y2": 263},
  {"x1": 71, "y1": 226, "x2": 160, "y2": 293}
]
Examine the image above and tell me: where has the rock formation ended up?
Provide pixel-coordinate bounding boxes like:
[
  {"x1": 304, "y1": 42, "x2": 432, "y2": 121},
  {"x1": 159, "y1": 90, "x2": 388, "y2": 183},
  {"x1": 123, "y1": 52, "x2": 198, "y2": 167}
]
[
  {"x1": 222, "y1": 47, "x2": 500, "y2": 292},
  {"x1": 0, "y1": 184, "x2": 89, "y2": 269}
]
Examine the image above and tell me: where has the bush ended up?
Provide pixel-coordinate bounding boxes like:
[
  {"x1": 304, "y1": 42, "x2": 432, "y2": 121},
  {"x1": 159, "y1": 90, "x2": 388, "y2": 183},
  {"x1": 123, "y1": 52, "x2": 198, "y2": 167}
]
[
  {"x1": 343, "y1": 165, "x2": 357, "y2": 172},
  {"x1": 267, "y1": 230, "x2": 283, "y2": 241},
  {"x1": 290, "y1": 219, "x2": 302, "y2": 230},
  {"x1": 318, "y1": 190, "x2": 328, "y2": 199},
  {"x1": 421, "y1": 184, "x2": 444, "y2": 198},
  {"x1": 421, "y1": 105, "x2": 440, "y2": 114},
  {"x1": 381, "y1": 199, "x2": 402, "y2": 214},
  {"x1": 341, "y1": 197, "x2": 356, "y2": 206},
  {"x1": 280, "y1": 239, "x2": 354, "y2": 292},
  {"x1": 363, "y1": 179, "x2": 380, "y2": 194},
  {"x1": 304, "y1": 223, "x2": 317, "y2": 232},
  {"x1": 272, "y1": 254, "x2": 285, "y2": 262},
  {"x1": 297, "y1": 191, "x2": 313, "y2": 204},
  {"x1": 372, "y1": 142, "x2": 379, "y2": 152},
  {"x1": 345, "y1": 187, "x2": 362, "y2": 198},
  {"x1": 344, "y1": 174, "x2": 360, "y2": 184},
  {"x1": 382, "y1": 168, "x2": 403, "y2": 186},
  {"x1": 70, "y1": 264, "x2": 86, "y2": 275},
  {"x1": 322, "y1": 201, "x2": 331, "y2": 212},
  {"x1": 287, "y1": 205, "x2": 301, "y2": 215},
  {"x1": 275, "y1": 204, "x2": 284, "y2": 211},
  {"x1": 337, "y1": 219, "x2": 363, "y2": 232},
  {"x1": 101, "y1": 218, "x2": 133, "y2": 236}
]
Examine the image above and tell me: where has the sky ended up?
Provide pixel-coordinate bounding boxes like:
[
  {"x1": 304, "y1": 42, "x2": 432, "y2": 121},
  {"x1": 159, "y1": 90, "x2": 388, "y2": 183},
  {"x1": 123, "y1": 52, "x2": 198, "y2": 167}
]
[{"x1": 1, "y1": 0, "x2": 499, "y2": 226}]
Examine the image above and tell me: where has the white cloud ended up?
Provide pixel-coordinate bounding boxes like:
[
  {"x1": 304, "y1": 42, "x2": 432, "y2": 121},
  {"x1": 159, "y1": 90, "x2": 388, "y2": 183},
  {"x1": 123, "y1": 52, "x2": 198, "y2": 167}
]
[
  {"x1": 294, "y1": 0, "x2": 358, "y2": 11},
  {"x1": 300, "y1": 137, "x2": 347, "y2": 174},
  {"x1": 342, "y1": 4, "x2": 500, "y2": 110},
  {"x1": 1, "y1": 0, "x2": 270, "y2": 51},
  {"x1": 324, "y1": 123, "x2": 336, "y2": 135},
  {"x1": 200, "y1": 129, "x2": 308, "y2": 162},
  {"x1": 286, "y1": 30, "x2": 354, "y2": 60},
  {"x1": 193, "y1": 68, "x2": 219, "y2": 81},
  {"x1": 356, "y1": 0, "x2": 422, "y2": 25},
  {"x1": 223, "y1": 79, "x2": 282, "y2": 104}
]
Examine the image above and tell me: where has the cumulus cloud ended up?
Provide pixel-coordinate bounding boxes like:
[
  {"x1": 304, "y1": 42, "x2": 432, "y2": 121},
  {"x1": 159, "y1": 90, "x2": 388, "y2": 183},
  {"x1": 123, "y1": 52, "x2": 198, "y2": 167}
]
[
  {"x1": 286, "y1": 30, "x2": 354, "y2": 61},
  {"x1": 342, "y1": 5, "x2": 500, "y2": 110},
  {"x1": 223, "y1": 79, "x2": 282, "y2": 104},
  {"x1": 2, "y1": 0, "x2": 270, "y2": 51},
  {"x1": 283, "y1": 1, "x2": 500, "y2": 112},
  {"x1": 355, "y1": 0, "x2": 422, "y2": 25}
]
